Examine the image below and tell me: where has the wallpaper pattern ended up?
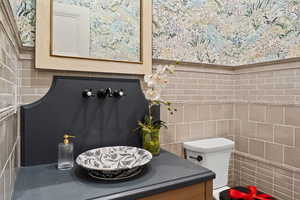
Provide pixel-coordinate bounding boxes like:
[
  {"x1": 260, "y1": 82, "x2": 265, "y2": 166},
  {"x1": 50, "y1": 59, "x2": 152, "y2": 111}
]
[
  {"x1": 9, "y1": 0, "x2": 300, "y2": 66},
  {"x1": 153, "y1": 0, "x2": 300, "y2": 66},
  {"x1": 10, "y1": 0, "x2": 36, "y2": 47}
]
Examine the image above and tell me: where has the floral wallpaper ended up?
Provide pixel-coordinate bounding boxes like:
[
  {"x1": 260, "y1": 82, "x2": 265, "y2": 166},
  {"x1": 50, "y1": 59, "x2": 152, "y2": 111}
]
[
  {"x1": 10, "y1": 0, "x2": 35, "y2": 47},
  {"x1": 9, "y1": 0, "x2": 300, "y2": 66},
  {"x1": 153, "y1": 0, "x2": 300, "y2": 65}
]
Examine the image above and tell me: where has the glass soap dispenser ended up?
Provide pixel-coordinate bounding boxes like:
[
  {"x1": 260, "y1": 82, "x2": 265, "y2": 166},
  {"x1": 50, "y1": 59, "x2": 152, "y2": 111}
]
[{"x1": 58, "y1": 134, "x2": 75, "y2": 170}]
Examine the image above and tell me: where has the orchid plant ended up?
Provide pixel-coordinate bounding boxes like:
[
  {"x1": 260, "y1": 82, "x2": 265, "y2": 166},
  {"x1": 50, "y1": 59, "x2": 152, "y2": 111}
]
[{"x1": 137, "y1": 64, "x2": 177, "y2": 135}]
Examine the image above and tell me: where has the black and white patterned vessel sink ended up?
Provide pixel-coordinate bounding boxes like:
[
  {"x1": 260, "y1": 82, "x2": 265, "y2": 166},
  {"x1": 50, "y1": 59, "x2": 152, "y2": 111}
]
[{"x1": 76, "y1": 146, "x2": 152, "y2": 172}]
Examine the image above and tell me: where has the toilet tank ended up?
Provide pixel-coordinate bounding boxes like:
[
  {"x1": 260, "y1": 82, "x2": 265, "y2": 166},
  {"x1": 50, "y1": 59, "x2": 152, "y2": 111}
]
[{"x1": 184, "y1": 138, "x2": 234, "y2": 189}]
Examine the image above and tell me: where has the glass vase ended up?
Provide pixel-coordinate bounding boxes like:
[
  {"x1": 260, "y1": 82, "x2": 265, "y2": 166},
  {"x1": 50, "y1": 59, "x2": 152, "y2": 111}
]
[{"x1": 142, "y1": 129, "x2": 160, "y2": 156}]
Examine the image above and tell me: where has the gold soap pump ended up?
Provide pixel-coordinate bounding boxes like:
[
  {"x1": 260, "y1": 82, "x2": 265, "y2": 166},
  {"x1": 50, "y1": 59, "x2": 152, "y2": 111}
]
[
  {"x1": 58, "y1": 134, "x2": 75, "y2": 170},
  {"x1": 63, "y1": 134, "x2": 75, "y2": 144}
]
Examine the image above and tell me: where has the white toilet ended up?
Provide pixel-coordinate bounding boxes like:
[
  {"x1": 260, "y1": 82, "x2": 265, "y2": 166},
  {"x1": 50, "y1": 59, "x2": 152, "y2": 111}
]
[{"x1": 184, "y1": 138, "x2": 235, "y2": 200}]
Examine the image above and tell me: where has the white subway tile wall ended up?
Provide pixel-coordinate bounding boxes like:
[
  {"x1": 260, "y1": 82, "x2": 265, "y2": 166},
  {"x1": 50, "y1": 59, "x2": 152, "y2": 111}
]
[
  {"x1": 0, "y1": 7, "x2": 20, "y2": 200},
  {"x1": 233, "y1": 67, "x2": 300, "y2": 200},
  {"x1": 235, "y1": 69, "x2": 300, "y2": 105}
]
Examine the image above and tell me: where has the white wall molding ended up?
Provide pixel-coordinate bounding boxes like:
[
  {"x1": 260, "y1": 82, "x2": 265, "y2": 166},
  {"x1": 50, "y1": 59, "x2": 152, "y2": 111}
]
[
  {"x1": 19, "y1": 49, "x2": 34, "y2": 60},
  {"x1": 154, "y1": 58, "x2": 300, "y2": 74},
  {"x1": 234, "y1": 59, "x2": 300, "y2": 74}
]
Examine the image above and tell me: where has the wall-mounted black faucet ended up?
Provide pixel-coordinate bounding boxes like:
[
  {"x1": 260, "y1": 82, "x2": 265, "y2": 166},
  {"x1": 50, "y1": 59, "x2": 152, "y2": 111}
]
[
  {"x1": 97, "y1": 88, "x2": 125, "y2": 98},
  {"x1": 83, "y1": 88, "x2": 125, "y2": 98}
]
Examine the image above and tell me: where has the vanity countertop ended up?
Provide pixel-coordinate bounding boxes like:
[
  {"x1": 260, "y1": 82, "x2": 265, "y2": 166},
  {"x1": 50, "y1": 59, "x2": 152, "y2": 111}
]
[{"x1": 13, "y1": 150, "x2": 215, "y2": 200}]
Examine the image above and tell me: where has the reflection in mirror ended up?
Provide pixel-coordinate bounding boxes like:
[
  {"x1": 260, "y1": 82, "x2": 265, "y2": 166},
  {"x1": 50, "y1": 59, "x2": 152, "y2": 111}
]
[{"x1": 51, "y1": 0, "x2": 141, "y2": 63}]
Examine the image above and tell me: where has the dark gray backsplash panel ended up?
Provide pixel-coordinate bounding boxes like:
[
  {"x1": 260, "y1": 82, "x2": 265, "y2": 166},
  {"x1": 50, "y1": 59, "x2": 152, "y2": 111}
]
[{"x1": 21, "y1": 76, "x2": 158, "y2": 166}]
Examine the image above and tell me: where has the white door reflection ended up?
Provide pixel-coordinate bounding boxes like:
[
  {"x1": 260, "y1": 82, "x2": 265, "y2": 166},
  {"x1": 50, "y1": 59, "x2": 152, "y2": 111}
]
[{"x1": 52, "y1": 3, "x2": 90, "y2": 58}]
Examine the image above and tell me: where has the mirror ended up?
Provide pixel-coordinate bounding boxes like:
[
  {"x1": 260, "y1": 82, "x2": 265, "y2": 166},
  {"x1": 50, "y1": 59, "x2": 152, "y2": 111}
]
[
  {"x1": 36, "y1": 0, "x2": 151, "y2": 74},
  {"x1": 51, "y1": 0, "x2": 142, "y2": 63}
]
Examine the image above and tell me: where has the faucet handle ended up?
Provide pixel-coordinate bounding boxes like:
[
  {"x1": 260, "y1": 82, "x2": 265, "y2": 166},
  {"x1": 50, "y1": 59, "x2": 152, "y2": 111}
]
[
  {"x1": 113, "y1": 89, "x2": 125, "y2": 97},
  {"x1": 82, "y1": 89, "x2": 94, "y2": 98}
]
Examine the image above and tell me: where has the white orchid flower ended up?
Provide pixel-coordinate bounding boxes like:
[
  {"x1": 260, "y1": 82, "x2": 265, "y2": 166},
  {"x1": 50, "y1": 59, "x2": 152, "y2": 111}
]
[
  {"x1": 145, "y1": 88, "x2": 161, "y2": 101},
  {"x1": 155, "y1": 64, "x2": 175, "y2": 74},
  {"x1": 143, "y1": 64, "x2": 175, "y2": 101},
  {"x1": 156, "y1": 65, "x2": 165, "y2": 74},
  {"x1": 144, "y1": 74, "x2": 168, "y2": 88},
  {"x1": 165, "y1": 65, "x2": 175, "y2": 73},
  {"x1": 151, "y1": 73, "x2": 169, "y2": 88},
  {"x1": 144, "y1": 74, "x2": 156, "y2": 87}
]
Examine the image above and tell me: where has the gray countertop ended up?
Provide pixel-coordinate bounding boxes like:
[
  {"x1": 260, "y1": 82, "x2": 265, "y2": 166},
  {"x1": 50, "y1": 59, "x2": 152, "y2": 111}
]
[{"x1": 13, "y1": 151, "x2": 215, "y2": 200}]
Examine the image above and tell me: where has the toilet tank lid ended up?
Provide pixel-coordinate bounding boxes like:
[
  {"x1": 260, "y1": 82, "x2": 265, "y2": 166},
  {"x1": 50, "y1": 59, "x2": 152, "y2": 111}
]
[{"x1": 184, "y1": 138, "x2": 234, "y2": 153}]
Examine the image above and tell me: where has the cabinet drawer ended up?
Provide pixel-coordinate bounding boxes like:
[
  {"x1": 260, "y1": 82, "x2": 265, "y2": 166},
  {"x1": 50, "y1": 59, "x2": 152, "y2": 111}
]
[{"x1": 139, "y1": 181, "x2": 212, "y2": 200}]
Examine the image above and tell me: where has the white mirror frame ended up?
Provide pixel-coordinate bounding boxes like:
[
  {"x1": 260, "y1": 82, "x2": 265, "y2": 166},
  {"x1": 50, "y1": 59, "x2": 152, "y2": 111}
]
[{"x1": 35, "y1": 0, "x2": 152, "y2": 75}]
